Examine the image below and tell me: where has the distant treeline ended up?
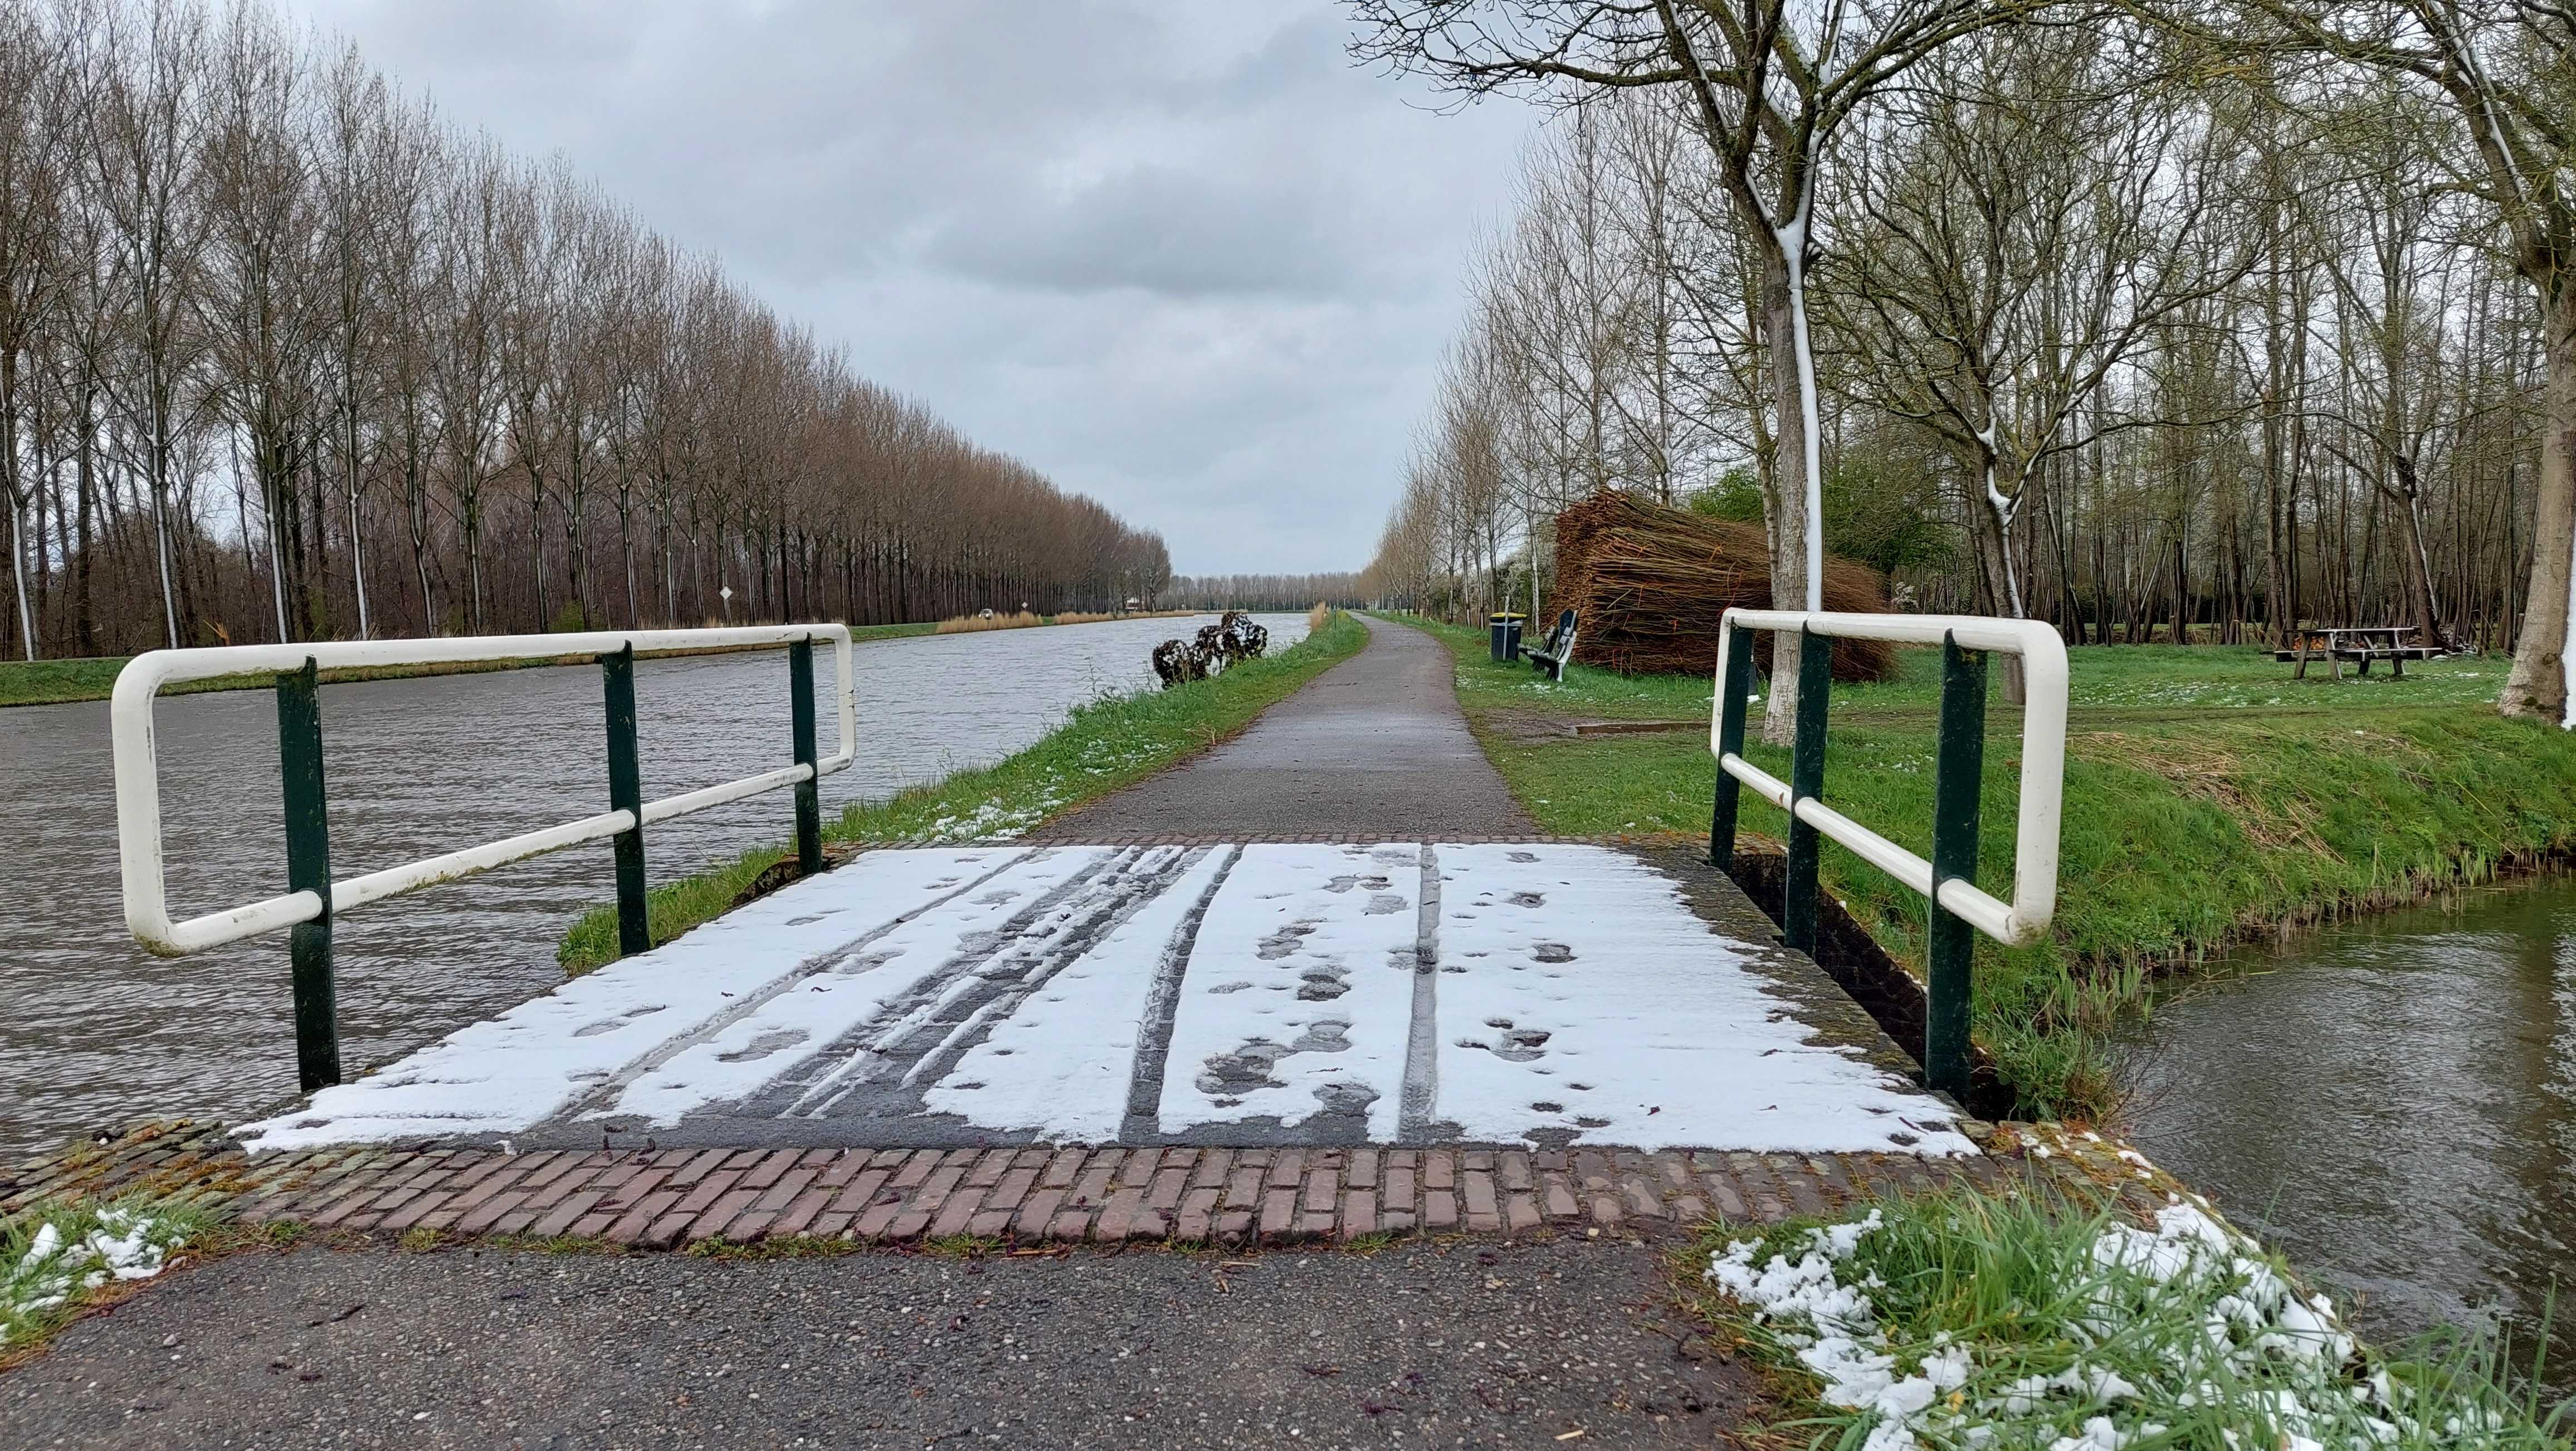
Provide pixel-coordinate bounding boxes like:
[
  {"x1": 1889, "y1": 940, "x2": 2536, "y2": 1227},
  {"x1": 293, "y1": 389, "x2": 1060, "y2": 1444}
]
[
  {"x1": 1165, "y1": 574, "x2": 1368, "y2": 612},
  {"x1": 0, "y1": 0, "x2": 1171, "y2": 660}
]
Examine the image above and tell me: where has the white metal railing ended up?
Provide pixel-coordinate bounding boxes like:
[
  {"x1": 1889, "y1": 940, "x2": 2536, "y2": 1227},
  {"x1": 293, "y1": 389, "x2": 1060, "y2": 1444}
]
[
  {"x1": 1707, "y1": 610, "x2": 2068, "y2": 1100},
  {"x1": 1710, "y1": 610, "x2": 2066, "y2": 946},
  {"x1": 112, "y1": 625, "x2": 856, "y2": 958}
]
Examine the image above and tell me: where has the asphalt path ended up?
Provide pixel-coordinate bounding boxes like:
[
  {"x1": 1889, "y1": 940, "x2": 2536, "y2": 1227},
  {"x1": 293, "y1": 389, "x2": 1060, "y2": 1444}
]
[
  {"x1": 2, "y1": 613, "x2": 1774, "y2": 1448},
  {"x1": 1038, "y1": 616, "x2": 1534, "y2": 840},
  {"x1": 3, "y1": 1237, "x2": 1757, "y2": 1449}
]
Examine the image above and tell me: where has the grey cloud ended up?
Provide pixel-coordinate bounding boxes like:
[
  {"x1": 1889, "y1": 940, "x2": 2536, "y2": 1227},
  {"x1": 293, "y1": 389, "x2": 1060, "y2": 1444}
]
[
  {"x1": 927, "y1": 164, "x2": 1356, "y2": 298},
  {"x1": 286, "y1": 1, "x2": 1530, "y2": 572}
]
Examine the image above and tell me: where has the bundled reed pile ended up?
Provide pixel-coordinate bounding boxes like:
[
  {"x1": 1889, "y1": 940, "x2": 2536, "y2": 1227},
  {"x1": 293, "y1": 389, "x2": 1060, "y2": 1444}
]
[{"x1": 1545, "y1": 490, "x2": 1897, "y2": 680}]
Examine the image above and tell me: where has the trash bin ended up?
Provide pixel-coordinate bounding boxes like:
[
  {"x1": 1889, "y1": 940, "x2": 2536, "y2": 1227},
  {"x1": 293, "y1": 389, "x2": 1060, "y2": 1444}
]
[{"x1": 1489, "y1": 612, "x2": 1526, "y2": 663}]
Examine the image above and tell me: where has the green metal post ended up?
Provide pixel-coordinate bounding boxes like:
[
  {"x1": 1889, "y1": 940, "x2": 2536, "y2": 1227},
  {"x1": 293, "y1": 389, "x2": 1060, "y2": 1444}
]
[
  {"x1": 1925, "y1": 633, "x2": 1988, "y2": 1101},
  {"x1": 1708, "y1": 621, "x2": 1755, "y2": 871},
  {"x1": 276, "y1": 659, "x2": 339, "y2": 1090},
  {"x1": 1782, "y1": 628, "x2": 1833, "y2": 955},
  {"x1": 602, "y1": 643, "x2": 650, "y2": 958},
  {"x1": 789, "y1": 635, "x2": 823, "y2": 876}
]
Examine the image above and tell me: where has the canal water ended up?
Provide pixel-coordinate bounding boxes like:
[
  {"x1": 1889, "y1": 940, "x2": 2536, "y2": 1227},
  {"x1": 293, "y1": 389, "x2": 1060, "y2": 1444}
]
[
  {"x1": 2122, "y1": 877, "x2": 2576, "y2": 1395},
  {"x1": 0, "y1": 613, "x2": 1306, "y2": 1158}
]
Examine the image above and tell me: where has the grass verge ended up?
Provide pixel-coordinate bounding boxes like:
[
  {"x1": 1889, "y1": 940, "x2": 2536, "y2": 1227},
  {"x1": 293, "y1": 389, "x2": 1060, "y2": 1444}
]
[
  {"x1": 1397, "y1": 613, "x2": 2576, "y2": 1117},
  {"x1": 933, "y1": 608, "x2": 1198, "y2": 633},
  {"x1": 0, "y1": 620, "x2": 943, "y2": 708},
  {"x1": 1, "y1": 1195, "x2": 214, "y2": 1362},
  {"x1": 556, "y1": 608, "x2": 1369, "y2": 974},
  {"x1": 1690, "y1": 1186, "x2": 2568, "y2": 1447}
]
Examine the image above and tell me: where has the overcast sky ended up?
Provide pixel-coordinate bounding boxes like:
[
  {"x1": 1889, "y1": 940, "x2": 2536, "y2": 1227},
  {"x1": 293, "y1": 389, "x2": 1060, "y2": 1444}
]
[{"x1": 276, "y1": 1, "x2": 1533, "y2": 576}]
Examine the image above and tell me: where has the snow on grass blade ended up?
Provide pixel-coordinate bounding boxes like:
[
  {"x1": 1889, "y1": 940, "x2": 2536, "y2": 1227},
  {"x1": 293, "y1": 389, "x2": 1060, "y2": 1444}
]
[
  {"x1": 2, "y1": 1198, "x2": 202, "y2": 1347},
  {"x1": 1701, "y1": 1189, "x2": 2569, "y2": 1450}
]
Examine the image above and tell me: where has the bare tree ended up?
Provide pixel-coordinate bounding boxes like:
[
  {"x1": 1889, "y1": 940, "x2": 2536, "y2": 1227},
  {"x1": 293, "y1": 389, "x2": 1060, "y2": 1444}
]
[
  {"x1": 1832, "y1": 21, "x2": 2252, "y2": 651},
  {"x1": 0, "y1": 2, "x2": 69, "y2": 656},
  {"x1": 2170, "y1": 0, "x2": 2576, "y2": 718},
  {"x1": 92, "y1": 0, "x2": 217, "y2": 646},
  {"x1": 1355, "y1": 0, "x2": 2038, "y2": 738}
]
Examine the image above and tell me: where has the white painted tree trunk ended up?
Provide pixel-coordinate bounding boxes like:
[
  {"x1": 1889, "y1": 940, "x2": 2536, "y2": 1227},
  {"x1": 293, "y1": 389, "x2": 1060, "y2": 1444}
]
[
  {"x1": 1983, "y1": 455, "x2": 2025, "y2": 619},
  {"x1": 150, "y1": 390, "x2": 179, "y2": 649},
  {"x1": 1982, "y1": 455, "x2": 2032, "y2": 705},
  {"x1": 348, "y1": 473, "x2": 371, "y2": 640},
  {"x1": 9, "y1": 500, "x2": 33, "y2": 661},
  {"x1": 1782, "y1": 213, "x2": 1824, "y2": 612},
  {"x1": 149, "y1": 481, "x2": 178, "y2": 649},
  {"x1": 266, "y1": 498, "x2": 288, "y2": 644},
  {"x1": 1526, "y1": 503, "x2": 1539, "y2": 623},
  {"x1": 1759, "y1": 203, "x2": 1824, "y2": 747}
]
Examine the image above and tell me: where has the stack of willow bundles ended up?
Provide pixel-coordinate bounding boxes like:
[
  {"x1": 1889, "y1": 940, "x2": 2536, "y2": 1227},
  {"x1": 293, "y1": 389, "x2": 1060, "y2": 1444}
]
[{"x1": 1544, "y1": 489, "x2": 1897, "y2": 680}]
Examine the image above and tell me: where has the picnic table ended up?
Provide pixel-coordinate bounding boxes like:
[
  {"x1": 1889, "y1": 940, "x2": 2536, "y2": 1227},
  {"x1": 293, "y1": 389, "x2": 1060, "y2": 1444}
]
[{"x1": 2277, "y1": 626, "x2": 2429, "y2": 680}]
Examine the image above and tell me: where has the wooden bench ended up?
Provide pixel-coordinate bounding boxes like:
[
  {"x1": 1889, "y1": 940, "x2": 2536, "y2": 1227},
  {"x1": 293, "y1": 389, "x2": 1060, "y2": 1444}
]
[{"x1": 1524, "y1": 608, "x2": 1579, "y2": 683}]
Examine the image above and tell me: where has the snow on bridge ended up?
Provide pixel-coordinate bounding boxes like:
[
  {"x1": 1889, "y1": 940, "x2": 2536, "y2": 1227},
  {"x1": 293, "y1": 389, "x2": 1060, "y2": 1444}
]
[{"x1": 236, "y1": 843, "x2": 1973, "y2": 1157}]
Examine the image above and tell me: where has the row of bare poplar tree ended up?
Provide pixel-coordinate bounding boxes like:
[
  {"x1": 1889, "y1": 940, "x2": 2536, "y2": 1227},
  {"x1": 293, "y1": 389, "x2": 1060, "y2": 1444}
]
[
  {"x1": 0, "y1": 0, "x2": 1174, "y2": 662},
  {"x1": 1168, "y1": 573, "x2": 1368, "y2": 611},
  {"x1": 1354, "y1": 1, "x2": 2576, "y2": 728}
]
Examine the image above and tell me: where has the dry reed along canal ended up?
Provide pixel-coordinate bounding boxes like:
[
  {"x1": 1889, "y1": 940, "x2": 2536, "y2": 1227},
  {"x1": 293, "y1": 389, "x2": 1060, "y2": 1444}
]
[
  {"x1": 0, "y1": 613, "x2": 1305, "y2": 1159},
  {"x1": 2124, "y1": 879, "x2": 2576, "y2": 1397}
]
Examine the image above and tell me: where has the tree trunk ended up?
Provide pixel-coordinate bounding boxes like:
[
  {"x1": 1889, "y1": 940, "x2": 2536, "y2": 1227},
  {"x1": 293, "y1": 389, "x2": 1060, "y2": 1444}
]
[
  {"x1": 2389, "y1": 456, "x2": 2444, "y2": 653},
  {"x1": 1757, "y1": 238, "x2": 1820, "y2": 746},
  {"x1": 2502, "y1": 303, "x2": 2576, "y2": 722}
]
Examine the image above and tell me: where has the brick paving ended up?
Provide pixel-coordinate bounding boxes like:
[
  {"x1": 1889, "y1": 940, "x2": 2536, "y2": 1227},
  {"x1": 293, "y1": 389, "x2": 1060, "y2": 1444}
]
[{"x1": 1, "y1": 1119, "x2": 2197, "y2": 1252}]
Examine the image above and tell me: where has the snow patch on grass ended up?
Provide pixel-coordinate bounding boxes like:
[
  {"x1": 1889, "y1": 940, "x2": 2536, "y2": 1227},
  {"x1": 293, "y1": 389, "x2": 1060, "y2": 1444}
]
[
  {"x1": 1707, "y1": 1195, "x2": 2564, "y2": 1450},
  {"x1": 2, "y1": 1203, "x2": 192, "y2": 1345},
  {"x1": 906, "y1": 793, "x2": 1058, "y2": 844}
]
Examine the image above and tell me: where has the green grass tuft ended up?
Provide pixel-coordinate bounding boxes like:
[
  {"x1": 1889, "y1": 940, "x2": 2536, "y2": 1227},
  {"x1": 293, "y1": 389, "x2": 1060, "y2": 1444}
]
[
  {"x1": 1, "y1": 1195, "x2": 214, "y2": 1353},
  {"x1": 1691, "y1": 1187, "x2": 2569, "y2": 1447}
]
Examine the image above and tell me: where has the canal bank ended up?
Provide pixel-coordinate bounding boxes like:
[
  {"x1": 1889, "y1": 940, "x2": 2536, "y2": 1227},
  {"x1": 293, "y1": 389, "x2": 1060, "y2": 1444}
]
[
  {"x1": 0, "y1": 613, "x2": 1211, "y2": 708},
  {"x1": 0, "y1": 611, "x2": 1318, "y2": 1158},
  {"x1": 1402, "y1": 614, "x2": 2576, "y2": 1119},
  {"x1": 1406, "y1": 612, "x2": 2576, "y2": 1413},
  {"x1": 3, "y1": 605, "x2": 2562, "y2": 1447},
  {"x1": 2123, "y1": 873, "x2": 2576, "y2": 1399}
]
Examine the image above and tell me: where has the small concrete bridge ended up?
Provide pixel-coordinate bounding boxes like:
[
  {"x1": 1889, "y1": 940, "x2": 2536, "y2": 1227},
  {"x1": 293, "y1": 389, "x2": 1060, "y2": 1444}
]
[
  {"x1": 85, "y1": 612, "x2": 2075, "y2": 1246},
  {"x1": 234, "y1": 838, "x2": 1968, "y2": 1160}
]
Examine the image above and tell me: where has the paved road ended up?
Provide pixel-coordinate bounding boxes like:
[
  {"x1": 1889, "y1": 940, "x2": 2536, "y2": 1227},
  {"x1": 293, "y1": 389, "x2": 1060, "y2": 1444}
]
[
  {"x1": 3, "y1": 1237, "x2": 1757, "y2": 1449},
  {"x1": 1, "y1": 611, "x2": 1797, "y2": 1447},
  {"x1": 1039, "y1": 616, "x2": 1533, "y2": 840}
]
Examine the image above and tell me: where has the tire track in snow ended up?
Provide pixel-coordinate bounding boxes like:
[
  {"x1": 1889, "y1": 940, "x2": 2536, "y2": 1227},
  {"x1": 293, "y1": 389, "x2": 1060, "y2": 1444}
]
[
  {"x1": 1397, "y1": 843, "x2": 1443, "y2": 1142},
  {"x1": 759, "y1": 845, "x2": 1207, "y2": 1122},
  {"x1": 524, "y1": 848, "x2": 1039, "y2": 1128},
  {"x1": 1115, "y1": 845, "x2": 1243, "y2": 1142}
]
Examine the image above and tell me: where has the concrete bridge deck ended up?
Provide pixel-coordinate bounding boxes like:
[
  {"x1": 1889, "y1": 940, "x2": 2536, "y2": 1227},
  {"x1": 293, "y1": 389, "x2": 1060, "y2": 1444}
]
[
  {"x1": 235, "y1": 839, "x2": 1968, "y2": 1160},
  {"x1": 1, "y1": 616, "x2": 2102, "y2": 1450}
]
